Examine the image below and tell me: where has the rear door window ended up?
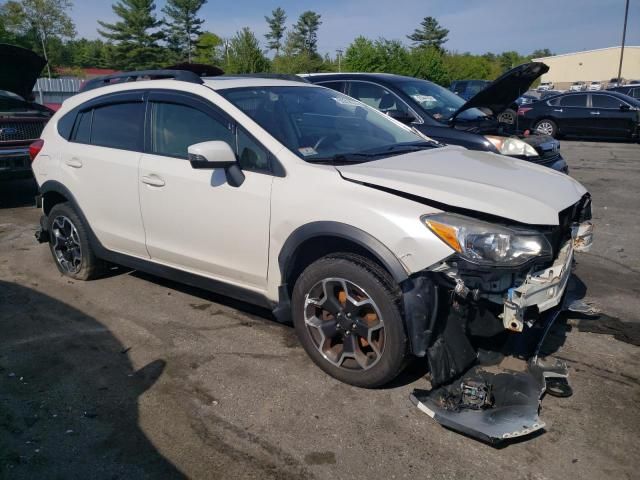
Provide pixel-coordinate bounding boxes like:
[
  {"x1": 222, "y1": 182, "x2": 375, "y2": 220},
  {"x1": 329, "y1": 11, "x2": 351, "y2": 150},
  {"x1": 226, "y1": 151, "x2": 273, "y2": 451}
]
[
  {"x1": 592, "y1": 95, "x2": 622, "y2": 109},
  {"x1": 90, "y1": 102, "x2": 144, "y2": 150},
  {"x1": 560, "y1": 95, "x2": 587, "y2": 107}
]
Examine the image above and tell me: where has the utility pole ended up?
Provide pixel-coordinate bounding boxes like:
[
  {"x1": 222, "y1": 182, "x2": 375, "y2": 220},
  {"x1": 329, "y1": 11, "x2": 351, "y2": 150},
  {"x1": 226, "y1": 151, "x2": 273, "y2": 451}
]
[
  {"x1": 617, "y1": 0, "x2": 630, "y2": 81},
  {"x1": 336, "y1": 49, "x2": 343, "y2": 72}
]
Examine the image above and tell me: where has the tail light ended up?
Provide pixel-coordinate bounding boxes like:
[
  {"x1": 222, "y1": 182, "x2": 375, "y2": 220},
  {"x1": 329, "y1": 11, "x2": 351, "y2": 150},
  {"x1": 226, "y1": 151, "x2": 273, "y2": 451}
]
[
  {"x1": 517, "y1": 107, "x2": 533, "y2": 116},
  {"x1": 29, "y1": 139, "x2": 44, "y2": 162}
]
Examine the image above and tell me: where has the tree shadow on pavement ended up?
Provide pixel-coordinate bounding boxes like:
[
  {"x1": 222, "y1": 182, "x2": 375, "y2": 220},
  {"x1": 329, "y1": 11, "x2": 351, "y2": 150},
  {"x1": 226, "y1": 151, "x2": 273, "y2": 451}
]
[{"x1": 0, "y1": 280, "x2": 185, "y2": 479}]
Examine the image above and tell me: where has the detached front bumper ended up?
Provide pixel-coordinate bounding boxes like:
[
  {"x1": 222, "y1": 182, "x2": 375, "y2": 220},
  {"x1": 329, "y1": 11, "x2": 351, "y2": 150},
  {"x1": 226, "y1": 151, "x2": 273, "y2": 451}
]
[{"x1": 407, "y1": 221, "x2": 594, "y2": 443}]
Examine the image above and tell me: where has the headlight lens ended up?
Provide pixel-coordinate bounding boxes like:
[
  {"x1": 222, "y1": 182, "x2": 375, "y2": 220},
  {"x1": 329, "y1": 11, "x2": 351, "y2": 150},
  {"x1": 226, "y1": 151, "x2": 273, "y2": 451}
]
[
  {"x1": 422, "y1": 213, "x2": 552, "y2": 266},
  {"x1": 485, "y1": 135, "x2": 538, "y2": 157}
]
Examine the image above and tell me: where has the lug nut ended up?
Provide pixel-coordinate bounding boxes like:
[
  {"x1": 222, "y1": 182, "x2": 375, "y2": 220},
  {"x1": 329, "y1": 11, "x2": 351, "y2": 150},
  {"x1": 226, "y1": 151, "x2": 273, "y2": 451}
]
[{"x1": 352, "y1": 323, "x2": 357, "y2": 329}]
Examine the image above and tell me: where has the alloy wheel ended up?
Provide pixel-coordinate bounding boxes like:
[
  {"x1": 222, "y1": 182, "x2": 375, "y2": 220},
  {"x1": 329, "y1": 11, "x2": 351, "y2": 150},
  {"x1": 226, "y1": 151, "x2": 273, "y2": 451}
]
[
  {"x1": 536, "y1": 121, "x2": 554, "y2": 136},
  {"x1": 498, "y1": 111, "x2": 515, "y2": 125},
  {"x1": 304, "y1": 277, "x2": 385, "y2": 371},
  {"x1": 51, "y1": 215, "x2": 82, "y2": 274}
]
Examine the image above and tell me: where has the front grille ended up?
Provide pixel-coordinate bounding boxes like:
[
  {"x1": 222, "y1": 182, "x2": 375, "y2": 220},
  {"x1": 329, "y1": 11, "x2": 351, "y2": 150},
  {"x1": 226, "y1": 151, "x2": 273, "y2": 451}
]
[{"x1": 0, "y1": 121, "x2": 46, "y2": 142}]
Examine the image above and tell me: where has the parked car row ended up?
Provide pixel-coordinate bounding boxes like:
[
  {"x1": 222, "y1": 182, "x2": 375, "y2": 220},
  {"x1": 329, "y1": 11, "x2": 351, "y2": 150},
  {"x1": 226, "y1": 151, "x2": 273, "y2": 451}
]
[{"x1": 517, "y1": 90, "x2": 640, "y2": 140}]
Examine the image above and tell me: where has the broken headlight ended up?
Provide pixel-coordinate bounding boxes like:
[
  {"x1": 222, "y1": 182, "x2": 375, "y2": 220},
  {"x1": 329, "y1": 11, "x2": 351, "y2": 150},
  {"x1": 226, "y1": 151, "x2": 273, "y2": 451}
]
[
  {"x1": 422, "y1": 213, "x2": 552, "y2": 266},
  {"x1": 484, "y1": 135, "x2": 538, "y2": 157}
]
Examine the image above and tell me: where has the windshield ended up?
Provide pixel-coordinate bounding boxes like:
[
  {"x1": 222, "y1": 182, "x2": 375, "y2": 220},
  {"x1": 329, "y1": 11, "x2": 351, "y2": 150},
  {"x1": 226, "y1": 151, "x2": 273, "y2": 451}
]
[
  {"x1": 219, "y1": 86, "x2": 427, "y2": 162},
  {"x1": 396, "y1": 79, "x2": 487, "y2": 123}
]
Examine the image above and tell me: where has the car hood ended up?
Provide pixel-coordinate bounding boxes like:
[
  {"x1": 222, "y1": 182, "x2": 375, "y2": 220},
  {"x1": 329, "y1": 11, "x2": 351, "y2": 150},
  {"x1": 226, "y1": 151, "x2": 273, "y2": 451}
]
[
  {"x1": 336, "y1": 146, "x2": 586, "y2": 225},
  {"x1": 0, "y1": 44, "x2": 47, "y2": 99},
  {"x1": 451, "y1": 62, "x2": 549, "y2": 123}
]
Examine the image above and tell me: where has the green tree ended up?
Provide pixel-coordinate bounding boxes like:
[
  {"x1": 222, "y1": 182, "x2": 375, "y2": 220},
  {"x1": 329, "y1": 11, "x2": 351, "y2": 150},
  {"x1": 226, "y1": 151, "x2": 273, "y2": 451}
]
[
  {"x1": 407, "y1": 46, "x2": 449, "y2": 85},
  {"x1": 225, "y1": 27, "x2": 269, "y2": 74},
  {"x1": 498, "y1": 50, "x2": 525, "y2": 71},
  {"x1": 264, "y1": 7, "x2": 286, "y2": 56},
  {"x1": 1, "y1": 0, "x2": 76, "y2": 77},
  {"x1": 443, "y1": 53, "x2": 493, "y2": 81},
  {"x1": 289, "y1": 10, "x2": 321, "y2": 55},
  {"x1": 530, "y1": 48, "x2": 553, "y2": 59},
  {"x1": 193, "y1": 31, "x2": 223, "y2": 65},
  {"x1": 98, "y1": 0, "x2": 165, "y2": 70},
  {"x1": 162, "y1": 0, "x2": 206, "y2": 63},
  {"x1": 344, "y1": 36, "x2": 379, "y2": 72},
  {"x1": 407, "y1": 16, "x2": 449, "y2": 51}
]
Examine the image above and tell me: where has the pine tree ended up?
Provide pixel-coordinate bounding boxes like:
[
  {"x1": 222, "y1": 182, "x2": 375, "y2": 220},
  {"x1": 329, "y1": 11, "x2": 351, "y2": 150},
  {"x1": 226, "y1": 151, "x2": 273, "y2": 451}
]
[
  {"x1": 407, "y1": 16, "x2": 449, "y2": 51},
  {"x1": 98, "y1": 0, "x2": 165, "y2": 70},
  {"x1": 162, "y1": 0, "x2": 207, "y2": 63},
  {"x1": 264, "y1": 7, "x2": 286, "y2": 56},
  {"x1": 226, "y1": 27, "x2": 269, "y2": 74},
  {"x1": 289, "y1": 11, "x2": 321, "y2": 56}
]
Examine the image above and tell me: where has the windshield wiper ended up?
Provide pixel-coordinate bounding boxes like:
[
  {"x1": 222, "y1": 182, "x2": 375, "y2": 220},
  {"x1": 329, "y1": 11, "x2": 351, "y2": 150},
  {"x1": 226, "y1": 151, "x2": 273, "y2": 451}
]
[{"x1": 306, "y1": 152, "x2": 382, "y2": 164}]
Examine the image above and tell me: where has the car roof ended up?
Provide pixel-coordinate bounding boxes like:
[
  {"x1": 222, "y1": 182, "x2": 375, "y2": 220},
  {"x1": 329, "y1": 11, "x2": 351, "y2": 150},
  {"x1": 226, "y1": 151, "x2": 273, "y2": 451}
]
[
  {"x1": 300, "y1": 72, "x2": 420, "y2": 83},
  {"x1": 203, "y1": 76, "x2": 317, "y2": 90}
]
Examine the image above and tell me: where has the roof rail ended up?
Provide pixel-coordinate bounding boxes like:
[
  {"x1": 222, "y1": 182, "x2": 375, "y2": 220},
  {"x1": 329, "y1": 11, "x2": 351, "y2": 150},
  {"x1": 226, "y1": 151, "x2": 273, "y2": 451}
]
[{"x1": 80, "y1": 69, "x2": 205, "y2": 92}]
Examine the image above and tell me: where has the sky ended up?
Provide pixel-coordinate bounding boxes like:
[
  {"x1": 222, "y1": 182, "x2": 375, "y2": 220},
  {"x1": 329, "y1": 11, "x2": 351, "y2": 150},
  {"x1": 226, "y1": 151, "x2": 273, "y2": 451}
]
[{"x1": 71, "y1": 0, "x2": 640, "y2": 57}]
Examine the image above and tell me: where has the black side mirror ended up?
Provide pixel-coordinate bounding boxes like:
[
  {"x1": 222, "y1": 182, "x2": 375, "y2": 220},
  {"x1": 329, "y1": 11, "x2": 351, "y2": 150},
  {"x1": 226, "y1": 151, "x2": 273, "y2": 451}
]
[
  {"x1": 619, "y1": 104, "x2": 631, "y2": 111},
  {"x1": 187, "y1": 141, "x2": 245, "y2": 187}
]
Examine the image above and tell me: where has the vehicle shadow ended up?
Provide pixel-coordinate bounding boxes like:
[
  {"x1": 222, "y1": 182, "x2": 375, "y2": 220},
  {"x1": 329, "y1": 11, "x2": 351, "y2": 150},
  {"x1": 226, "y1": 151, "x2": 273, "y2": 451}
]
[
  {"x1": 0, "y1": 178, "x2": 38, "y2": 209},
  {"x1": 0, "y1": 280, "x2": 185, "y2": 479}
]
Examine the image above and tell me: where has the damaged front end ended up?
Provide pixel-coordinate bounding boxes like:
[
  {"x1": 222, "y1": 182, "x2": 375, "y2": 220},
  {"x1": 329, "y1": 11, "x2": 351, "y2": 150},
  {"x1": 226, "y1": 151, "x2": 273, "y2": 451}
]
[{"x1": 404, "y1": 195, "x2": 593, "y2": 443}]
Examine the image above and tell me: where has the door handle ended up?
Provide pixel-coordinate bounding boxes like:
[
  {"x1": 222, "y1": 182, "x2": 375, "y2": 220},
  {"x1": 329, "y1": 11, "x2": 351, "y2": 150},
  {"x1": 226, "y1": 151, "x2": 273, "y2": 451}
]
[
  {"x1": 590, "y1": 111, "x2": 600, "y2": 115},
  {"x1": 553, "y1": 109, "x2": 563, "y2": 113},
  {"x1": 65, "y1": 157, "x2": 82, "y2": 168},
  {"x1": 141, "y1": 174, "x2": 166, "y2": 187}
]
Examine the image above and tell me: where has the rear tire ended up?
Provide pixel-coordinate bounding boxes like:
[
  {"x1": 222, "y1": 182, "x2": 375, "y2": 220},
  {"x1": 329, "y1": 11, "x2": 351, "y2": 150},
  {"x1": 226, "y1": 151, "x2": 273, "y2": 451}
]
[
  {"x1": 497, "y1": 108, "x2": 516, "y2": 125},
  {"x1": 533, "y1": 119, "x2": 558, "y2": 138},
  {"x1": 47, "y1": 202, "x2": 106, "y2": 280},
  {"x1": 292, "y1": 254, "x2": 407, "y2": 388}
]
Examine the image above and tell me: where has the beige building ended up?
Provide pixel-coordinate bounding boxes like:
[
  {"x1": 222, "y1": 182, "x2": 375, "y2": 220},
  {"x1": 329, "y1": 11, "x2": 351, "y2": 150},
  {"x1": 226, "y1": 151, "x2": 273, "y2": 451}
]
[{"x1": 533, "y1": 46, "x2": 640, "y2": 90}]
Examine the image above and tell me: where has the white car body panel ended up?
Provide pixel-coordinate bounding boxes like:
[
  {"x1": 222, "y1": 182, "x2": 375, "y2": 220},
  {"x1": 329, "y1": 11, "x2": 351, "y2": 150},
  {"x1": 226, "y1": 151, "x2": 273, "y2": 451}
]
[
  {"x1": 336, "y1": 146, "x2": 586, "y2": 225},
  {"x1": 139, "y1": 153, "x2": 274, "y2": 289}
]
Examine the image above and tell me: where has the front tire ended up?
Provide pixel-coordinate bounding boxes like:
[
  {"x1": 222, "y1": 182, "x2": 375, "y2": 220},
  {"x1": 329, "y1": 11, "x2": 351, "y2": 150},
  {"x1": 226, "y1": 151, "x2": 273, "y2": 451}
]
[
  {"x1": 292, "y1": 254, "x2": 407, "y2": 388},
  {"x1": 47, "y1": 202, "x2": 106, "y2": 280},
  {"x1": 534, "y1": 119, "x2": 558, "y2": 138}
]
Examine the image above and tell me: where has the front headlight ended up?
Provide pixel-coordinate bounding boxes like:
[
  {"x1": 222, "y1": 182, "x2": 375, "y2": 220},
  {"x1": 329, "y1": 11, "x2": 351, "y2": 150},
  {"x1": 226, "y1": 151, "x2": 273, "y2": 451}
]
[
  {"x1": 485, "y1": 135, "x2": 538, "y2": 157},
  {"x1": 422, "y1": 213, "x2": 552, "y2": 266}
]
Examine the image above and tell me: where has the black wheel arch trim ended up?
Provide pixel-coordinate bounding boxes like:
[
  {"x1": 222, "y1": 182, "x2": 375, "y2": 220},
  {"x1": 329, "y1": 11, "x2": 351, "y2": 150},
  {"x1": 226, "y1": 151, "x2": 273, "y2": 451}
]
[{"x1": 278, "y1": 221, "x2": 409, "y2": 286}]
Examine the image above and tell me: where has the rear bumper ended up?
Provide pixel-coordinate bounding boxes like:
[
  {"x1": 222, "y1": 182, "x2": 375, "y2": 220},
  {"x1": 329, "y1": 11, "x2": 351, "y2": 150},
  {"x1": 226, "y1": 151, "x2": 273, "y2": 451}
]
[{"x1": 0, "y1": 147, "x2": 32, "y2": 180}]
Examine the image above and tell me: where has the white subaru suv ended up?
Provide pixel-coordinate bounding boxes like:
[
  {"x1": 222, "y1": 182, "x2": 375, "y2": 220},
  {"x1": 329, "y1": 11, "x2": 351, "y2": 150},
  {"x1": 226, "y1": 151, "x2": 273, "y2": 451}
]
[{"x1": 30, "y1": 71, "x2": 593, "y2": 393}]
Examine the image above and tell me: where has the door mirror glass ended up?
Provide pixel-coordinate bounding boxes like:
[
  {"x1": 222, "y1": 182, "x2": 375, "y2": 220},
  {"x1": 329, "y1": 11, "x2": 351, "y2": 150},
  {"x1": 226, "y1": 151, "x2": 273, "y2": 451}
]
[{"x1": 188, "y1": 141, "x2": 237, "y2": 169}]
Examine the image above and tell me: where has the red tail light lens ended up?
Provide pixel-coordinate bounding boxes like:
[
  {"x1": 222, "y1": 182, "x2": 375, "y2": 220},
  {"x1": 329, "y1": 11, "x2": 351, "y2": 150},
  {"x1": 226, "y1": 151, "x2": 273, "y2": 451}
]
[
  {"x1": 517, "y1": 107, "x2": 533, "y2": 116},
  {"x1": 29, "y1": 139, "x2": 44, "y2": 162}
]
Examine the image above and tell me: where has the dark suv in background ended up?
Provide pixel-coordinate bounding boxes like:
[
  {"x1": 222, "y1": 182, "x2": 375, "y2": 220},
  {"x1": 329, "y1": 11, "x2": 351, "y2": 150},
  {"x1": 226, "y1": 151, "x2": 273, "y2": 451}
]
[
  {"x1": 0, "y1": 44, "x2": 52, "y2": 180},
  {"x1": 304, "y1": 63, "x2": 568, "y2": 173}
]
